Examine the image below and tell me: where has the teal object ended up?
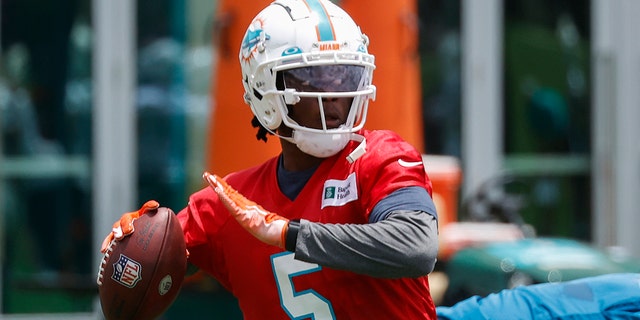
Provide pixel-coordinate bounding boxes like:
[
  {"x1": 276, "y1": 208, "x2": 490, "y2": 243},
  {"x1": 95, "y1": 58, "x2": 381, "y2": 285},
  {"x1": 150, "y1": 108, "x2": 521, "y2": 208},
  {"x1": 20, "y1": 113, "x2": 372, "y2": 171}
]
[
  {"x1": 437, "y1": 273, "x2": 640, "y2": 320},
  {"x1": 443, "y1": 237, "x2": 640, "y2": 306},
  {"x1": 527, "y1": 88, "x2": 570, "y2": 141}
]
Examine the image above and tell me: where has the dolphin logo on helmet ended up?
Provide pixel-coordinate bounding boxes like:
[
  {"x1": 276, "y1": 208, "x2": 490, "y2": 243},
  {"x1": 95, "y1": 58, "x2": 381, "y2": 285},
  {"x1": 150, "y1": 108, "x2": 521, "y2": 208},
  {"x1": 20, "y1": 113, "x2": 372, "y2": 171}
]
[{"x1": 241, "y1": 18, "x2": 271, "y2": 62}]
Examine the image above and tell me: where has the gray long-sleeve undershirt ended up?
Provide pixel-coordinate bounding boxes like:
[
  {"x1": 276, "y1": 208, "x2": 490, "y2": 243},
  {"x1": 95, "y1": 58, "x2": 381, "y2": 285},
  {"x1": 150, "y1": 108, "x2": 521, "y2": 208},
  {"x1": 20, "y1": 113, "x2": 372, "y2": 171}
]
[{"x1": 294, "y1": 210, "x2": 438, "y2": 279}]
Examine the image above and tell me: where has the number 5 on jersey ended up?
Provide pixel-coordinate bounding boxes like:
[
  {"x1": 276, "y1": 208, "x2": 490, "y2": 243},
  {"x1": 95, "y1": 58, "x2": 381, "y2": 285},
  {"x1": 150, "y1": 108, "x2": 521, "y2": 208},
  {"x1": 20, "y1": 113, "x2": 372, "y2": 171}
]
[{"x1": 271, "y1": 252, "x2": 336, "y2": 319}]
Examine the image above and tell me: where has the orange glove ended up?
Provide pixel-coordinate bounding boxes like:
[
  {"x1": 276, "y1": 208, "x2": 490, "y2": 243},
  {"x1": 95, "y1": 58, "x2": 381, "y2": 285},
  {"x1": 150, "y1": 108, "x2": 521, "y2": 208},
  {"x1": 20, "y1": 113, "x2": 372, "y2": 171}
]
[
  {"x1": 203, "y1": 171, "x2": 289, "y2": 249},
  {"x1": 100, "y1": 200, "x2": 159, "y2": 253}
]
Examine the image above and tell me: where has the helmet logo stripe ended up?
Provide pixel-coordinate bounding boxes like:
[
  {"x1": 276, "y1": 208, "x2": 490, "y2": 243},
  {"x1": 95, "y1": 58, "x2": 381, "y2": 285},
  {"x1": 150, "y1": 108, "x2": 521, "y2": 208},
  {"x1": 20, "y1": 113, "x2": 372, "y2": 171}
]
[{"x1": 304, "y1": 0, "x2": 335, "y2": 41}]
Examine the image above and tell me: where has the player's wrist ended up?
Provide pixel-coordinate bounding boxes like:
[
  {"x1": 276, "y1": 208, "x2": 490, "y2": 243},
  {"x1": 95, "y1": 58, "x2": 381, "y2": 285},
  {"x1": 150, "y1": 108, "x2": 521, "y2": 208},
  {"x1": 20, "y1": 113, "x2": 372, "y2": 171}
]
[{"x1": 285, "y1": 219, "x2": 300, "y2": 252}]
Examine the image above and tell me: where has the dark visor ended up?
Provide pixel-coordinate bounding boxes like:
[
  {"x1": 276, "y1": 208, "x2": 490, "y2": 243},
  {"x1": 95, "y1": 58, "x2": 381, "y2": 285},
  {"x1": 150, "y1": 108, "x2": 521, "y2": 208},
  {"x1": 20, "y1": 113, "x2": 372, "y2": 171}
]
[{"x1": 282, "y1": 65, "x2": 365, "y2": 93}]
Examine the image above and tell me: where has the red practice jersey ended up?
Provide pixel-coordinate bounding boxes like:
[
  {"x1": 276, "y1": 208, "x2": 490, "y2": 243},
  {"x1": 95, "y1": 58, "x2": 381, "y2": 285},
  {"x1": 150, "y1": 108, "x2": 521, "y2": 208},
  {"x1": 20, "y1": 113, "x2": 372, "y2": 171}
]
[{"x1": 178, "y1": 130, "x2": 436, "y2": 319}]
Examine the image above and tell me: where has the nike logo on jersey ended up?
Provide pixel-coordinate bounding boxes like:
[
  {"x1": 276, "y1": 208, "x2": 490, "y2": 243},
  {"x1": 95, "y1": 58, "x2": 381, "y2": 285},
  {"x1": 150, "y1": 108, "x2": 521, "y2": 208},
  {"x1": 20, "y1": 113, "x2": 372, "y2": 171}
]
[{"x1": 397, "y1": 159, "x2": 423, "y2": 168}]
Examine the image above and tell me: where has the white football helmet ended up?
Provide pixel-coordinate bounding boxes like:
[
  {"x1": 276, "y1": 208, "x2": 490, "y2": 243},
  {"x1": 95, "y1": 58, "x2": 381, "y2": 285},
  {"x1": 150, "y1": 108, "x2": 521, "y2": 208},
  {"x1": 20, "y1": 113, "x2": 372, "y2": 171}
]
[{"x1": 239, "y1": 0, "x2": 376, "y2": 158}]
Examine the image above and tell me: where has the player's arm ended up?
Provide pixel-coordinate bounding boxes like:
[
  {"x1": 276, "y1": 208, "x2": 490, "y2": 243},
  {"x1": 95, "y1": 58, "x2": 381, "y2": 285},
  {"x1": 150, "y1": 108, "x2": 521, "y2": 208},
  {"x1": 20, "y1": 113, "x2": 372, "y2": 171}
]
[
  {"x1": 205, "y1": 171, "x2": 437, "y2": 278},
  {"x1": 289, "y1": 186, "x2": 438, "y2": 278}
]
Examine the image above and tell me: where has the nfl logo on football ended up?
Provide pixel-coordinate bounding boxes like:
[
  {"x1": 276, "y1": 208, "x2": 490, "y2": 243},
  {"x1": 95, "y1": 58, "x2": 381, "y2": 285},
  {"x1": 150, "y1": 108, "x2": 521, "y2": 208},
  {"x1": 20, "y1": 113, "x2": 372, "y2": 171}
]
[{"x1": 112, "y1": 254, "x2": 142, "y2": 288}]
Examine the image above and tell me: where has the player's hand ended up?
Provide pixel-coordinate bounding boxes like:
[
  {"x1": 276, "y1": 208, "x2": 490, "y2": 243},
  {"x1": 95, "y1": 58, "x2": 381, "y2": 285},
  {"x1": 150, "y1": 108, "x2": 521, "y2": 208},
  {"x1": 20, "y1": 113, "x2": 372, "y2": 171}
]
[
  {"x1": 203, "y1": 171, "x2": 289, "y2": 248},
  {"x1": 100, "y1": 200, "x2": 160, "y2": 253}
]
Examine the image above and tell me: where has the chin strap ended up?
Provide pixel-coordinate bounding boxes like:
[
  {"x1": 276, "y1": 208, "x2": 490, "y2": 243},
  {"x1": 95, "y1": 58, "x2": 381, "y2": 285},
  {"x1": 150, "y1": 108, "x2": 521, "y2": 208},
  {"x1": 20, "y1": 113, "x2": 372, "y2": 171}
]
[{"x1": 346, "y1": 134, "x2": 366, "y2": 163}]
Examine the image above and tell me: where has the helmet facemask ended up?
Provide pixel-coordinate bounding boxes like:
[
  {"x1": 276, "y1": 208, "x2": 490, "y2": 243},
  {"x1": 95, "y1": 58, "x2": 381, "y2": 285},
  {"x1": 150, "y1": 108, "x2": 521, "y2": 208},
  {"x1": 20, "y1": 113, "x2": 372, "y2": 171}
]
[
  {"x1": 260, "y1": 52, "x2": 375, "y2": 157},
  {"x1": 277, "y1": 61, "x2": 374, "y2": 157}
]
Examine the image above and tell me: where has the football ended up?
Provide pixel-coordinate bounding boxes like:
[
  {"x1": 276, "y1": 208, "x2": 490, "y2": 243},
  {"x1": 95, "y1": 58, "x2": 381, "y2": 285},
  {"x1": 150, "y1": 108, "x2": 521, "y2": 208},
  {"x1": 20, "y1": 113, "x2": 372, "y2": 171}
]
[{"x1": 97, "y1": 207, "x2": 187, "y2": 320}]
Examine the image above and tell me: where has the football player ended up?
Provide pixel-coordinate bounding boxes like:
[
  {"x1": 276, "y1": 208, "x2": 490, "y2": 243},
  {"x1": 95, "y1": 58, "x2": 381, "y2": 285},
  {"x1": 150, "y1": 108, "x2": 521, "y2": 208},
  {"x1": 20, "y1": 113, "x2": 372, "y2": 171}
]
[{"x1": 102, "y1": 0, "x2": 439, "y2": 318}]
